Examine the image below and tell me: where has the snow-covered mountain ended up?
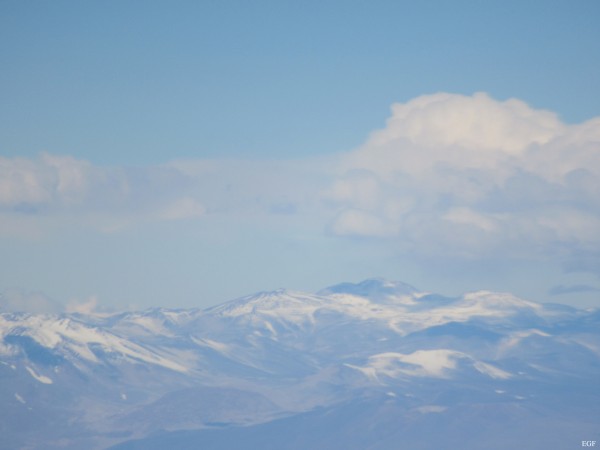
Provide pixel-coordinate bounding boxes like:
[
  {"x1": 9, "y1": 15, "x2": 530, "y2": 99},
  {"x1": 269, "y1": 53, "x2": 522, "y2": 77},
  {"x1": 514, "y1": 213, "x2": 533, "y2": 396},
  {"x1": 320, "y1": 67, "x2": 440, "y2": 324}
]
[{"x1": 1, "y1": 279, "x2": 599, "y2": 449}]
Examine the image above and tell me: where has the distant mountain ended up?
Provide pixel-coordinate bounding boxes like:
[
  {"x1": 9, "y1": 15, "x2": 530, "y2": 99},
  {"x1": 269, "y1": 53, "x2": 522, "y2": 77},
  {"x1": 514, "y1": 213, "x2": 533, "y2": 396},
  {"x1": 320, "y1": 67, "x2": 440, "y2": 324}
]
[{"x1": 1, "y1": 279, "x2": 598, "y2": 449}]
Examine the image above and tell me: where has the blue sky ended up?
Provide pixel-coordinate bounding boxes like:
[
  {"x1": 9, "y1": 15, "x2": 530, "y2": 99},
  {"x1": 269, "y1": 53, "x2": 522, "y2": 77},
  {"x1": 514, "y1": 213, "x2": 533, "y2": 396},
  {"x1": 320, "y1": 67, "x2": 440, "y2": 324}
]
[{"x1": 1, "y1": 1, "x2": 599, "y2": 311}]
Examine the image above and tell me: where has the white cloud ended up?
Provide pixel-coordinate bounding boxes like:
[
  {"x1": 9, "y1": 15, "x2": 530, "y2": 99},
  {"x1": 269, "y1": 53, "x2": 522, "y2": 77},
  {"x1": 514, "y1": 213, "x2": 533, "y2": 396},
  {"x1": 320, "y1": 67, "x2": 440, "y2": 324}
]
[
  {"x1": 0, "y1": 153, "x2": 208, "y2": 231},
  {"x1": 328, "y1": 92, "x2": 600, "y2": 273},
  {"x1": 0, "y1": 154, "x2": 60, "y2": 206},
  {"x1": 372, "y1": 92, "x2": 563, "y2": 152},
  {"x1": 66, "y1": 296, "x2": 98, "y2": 315},
  {"x1": 0, "y1": 152, "x2": 334, "y2": 241},
  {"x1": 0, "y1": 153, "x2": 115, "y2": 211},
  {"x1": 347, "y1": 92, "x2": 566, "y2": 181},
  {"x1": 41, "y1": 153, "x2": 92, "y2": 205}
]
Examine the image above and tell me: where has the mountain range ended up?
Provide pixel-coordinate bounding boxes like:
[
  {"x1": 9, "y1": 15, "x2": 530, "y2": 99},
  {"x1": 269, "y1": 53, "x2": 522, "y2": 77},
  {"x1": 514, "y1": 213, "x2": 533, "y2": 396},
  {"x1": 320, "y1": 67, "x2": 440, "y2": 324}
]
[{"x1": 1, "y1": 278, "x2": 599, "y2": 449}]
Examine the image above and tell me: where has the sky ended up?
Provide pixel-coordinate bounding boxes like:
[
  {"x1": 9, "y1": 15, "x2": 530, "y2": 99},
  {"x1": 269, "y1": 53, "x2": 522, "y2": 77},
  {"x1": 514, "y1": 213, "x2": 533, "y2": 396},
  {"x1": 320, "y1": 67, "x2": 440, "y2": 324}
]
[{"x1": 1, "y1": 0, "x2": 599, "y2": 312}]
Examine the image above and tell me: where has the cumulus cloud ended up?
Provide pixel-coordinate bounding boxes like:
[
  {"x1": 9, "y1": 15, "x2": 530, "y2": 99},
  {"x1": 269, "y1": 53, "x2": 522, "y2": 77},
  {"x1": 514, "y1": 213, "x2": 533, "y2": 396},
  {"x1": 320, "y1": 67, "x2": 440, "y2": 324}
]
[
  {"x1": 365, "y1": 92, "x2": 563, "y2": 156},
  {"x1": 327, "y1": 92, "x2": 600, "y2": 274}
]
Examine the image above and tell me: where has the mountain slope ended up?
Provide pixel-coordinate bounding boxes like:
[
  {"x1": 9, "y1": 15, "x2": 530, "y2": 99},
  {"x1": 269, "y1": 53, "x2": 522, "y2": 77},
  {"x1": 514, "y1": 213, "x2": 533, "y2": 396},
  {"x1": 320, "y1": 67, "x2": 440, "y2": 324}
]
[{"x1": 1, "y1": 279, "x2": 598, "y2": 449}]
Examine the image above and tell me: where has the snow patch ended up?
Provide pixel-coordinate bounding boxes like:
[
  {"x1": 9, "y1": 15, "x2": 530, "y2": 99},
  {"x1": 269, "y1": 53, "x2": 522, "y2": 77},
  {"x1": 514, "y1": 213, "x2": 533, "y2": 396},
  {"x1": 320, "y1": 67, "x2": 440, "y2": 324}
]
[
  {"x1": 473, "y1": 361, "x2": 512, "y2": 379},
  {"x1": 263, "y1": 321, "x2": 278, "y2": 339},
  {"x1": 344, "y1": 363, "x2": 380, "y2": 382},
  {"x1": 125, "y1": 316, "x2": 172, "y2": 335},
  {"x1": 499, "y1": 329, "x2": 551, "y2": 353},
  {"x1": 363, "y1": 350, "x2": 463, "y2": 379},
  {"x1": 26, "y1": 366, "x2": 53, "y2": 384},
  {"x1": 191, "y1": 337, "x2": 230, "y2": 354}
]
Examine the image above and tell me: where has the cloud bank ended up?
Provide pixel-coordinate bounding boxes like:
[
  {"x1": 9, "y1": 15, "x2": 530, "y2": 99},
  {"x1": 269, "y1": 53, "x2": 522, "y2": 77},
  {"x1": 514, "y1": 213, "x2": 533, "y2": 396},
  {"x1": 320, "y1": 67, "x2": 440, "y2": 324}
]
[
  {"x1": 1, "y1": 93, "x2": 599, "y2": 279},
  {"x1": 0, "y1": 153, "x2": 331, "y2": 233}
]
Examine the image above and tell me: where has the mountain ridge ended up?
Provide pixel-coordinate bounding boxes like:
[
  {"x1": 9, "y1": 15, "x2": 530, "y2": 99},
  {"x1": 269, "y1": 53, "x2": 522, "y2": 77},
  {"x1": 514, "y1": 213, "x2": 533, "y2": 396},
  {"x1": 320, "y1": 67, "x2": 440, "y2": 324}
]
[{"x1": 1, "y1": 278, "x2": 599, "y2": 449}]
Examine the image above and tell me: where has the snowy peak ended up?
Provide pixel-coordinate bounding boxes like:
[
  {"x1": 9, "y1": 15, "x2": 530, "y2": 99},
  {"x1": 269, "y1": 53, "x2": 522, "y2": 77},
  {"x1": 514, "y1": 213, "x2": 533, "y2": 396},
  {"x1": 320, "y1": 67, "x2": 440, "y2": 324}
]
[
  {"x1": 194, "y1": 278, "x2": 579, "y2": 334},
  {"x1": 206, "y1": 289, "x2": 325, "y2": 319}
]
